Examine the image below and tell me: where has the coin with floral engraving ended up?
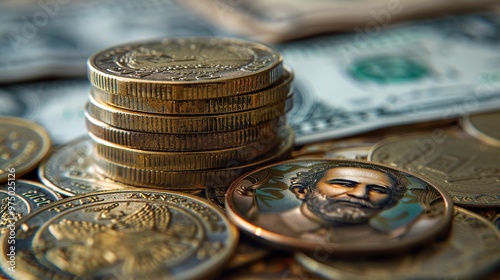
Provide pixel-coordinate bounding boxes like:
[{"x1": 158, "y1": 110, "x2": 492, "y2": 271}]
[
  {"x1": 369, "y1": 134, "x2": 500, "y2": 207},
  {"x1": 0, "y1": 180, "x2": 61, "y2": 234},
  {"x1": 226, "y1": 159, "x2": 453, "y2": 256},
  {"x1": 0, "y1": 189, "x2": 238, "y2": 280},
  {"x1": 0, "y1": 117, "x2": 51, "y2": 182},
  {"x1": 295, "y1": 207, "x2": 500, "y2": 280},
  {"x1": 88, "y1": 37, "x2": 283, "y2": 100}
]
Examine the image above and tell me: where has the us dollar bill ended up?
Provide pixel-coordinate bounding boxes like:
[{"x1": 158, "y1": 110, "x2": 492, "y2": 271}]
[
  {"x1": 0, "y1": 0, "x2": 222, "y2": 83},
  {"x1": 0, "y1": 79, "x2": 89, "y2": 144},
  {"x1": 285, "y1": 14, "x2": 500, "y2": 144}
]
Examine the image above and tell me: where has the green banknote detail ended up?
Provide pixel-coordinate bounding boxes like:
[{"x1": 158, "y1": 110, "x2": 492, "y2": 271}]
[{"x1": 350, "y1": 56, "x2": 429, "y2": 83}]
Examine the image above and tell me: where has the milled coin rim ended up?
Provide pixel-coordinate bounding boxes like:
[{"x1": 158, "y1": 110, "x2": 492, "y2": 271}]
[
  {"x1": 0, "y1": 116, "x2": 52, "y2": 183},
  {"x1": 86, "y1": 91, "x2": 292, "y2": 134},
  {"x1": 87, "y1": 37, "x2": 283, "y2": 100},
  {"x1": 225, "y1": 158, "x2": 454, "y2": 256},
  {"x1": 91, "y1": 66, "x2": 293, "y2": 114},
  {"x1": 38, "y1": 135, "x2": 136, "y2": 197},
  {"x1": 93, "y1": 126, "x2": 294, "y2": 189},
  {"x1": 85, "y1": 110, "x2": 285, "y2": 151}
]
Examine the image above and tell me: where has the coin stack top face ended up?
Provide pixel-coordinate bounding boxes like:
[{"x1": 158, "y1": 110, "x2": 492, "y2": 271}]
[{"x1": 87, "y1": 37, "x2": 283, "y2": 99}]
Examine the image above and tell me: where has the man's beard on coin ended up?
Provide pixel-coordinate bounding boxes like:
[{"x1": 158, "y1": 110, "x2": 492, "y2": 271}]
[{"x1": 305, "y1": 190, "x2": 382, "y2": 224}]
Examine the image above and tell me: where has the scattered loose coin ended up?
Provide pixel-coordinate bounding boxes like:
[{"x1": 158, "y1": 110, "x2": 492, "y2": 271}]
[
  {"x1": 461, "y1": 110, "x2": 500, "y2": 148},
  {"x1": 91, "y1": 67, "x2": 293, "y2": 115},
  {"x1": 39, "y1": 135, "x2": 136, "y2": 196},
  {"x1": 226, "y1": 159, "x2": 453, "y2": 256},
  {"x1": 85, "y1": 111, "x2": 285, "y2": 151},
  {"x1": 88, "y1": 37, "x2": 283, "y2": 99},
  {"x1": 295, "y1": 207, "x2": 500, "y2": 280},
  {"x1": 0, "y1": 117, "x2": 51, "y2": 182},
  {"x1": 369, "y1": 134, "x2": 500, "y2": 207},
  {"x1": 0, "y1": 180, "x2": 61, "y2": 234},
  {"x1": 86, "y1": 91, "x2": 291, "y2": 134},
  {"x1": 0, "y1": 189, "x2": 238, "y2": 280},
  {"x1": 93, "y1": 126, "x2": 294, "y2": 189}
]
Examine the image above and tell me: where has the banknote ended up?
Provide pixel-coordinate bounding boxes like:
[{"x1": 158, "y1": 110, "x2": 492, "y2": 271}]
[
  {"x1": 284, "y1": 14, "x2": 500, "y2": 144},
  {"x1": 0, "y1": 0, "x2": 223, "y2": 83},
  {"x1": 180, "y1": 0, "x2": 497, "y2": 42},
  {"x1": 0, "y1": 79, "x2": 89, "y2": 144}
]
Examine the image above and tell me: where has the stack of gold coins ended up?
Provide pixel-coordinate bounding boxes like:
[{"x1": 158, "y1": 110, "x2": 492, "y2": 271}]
[{"x1": 84, "y1": 37, "x2": 294, "y2": 190}]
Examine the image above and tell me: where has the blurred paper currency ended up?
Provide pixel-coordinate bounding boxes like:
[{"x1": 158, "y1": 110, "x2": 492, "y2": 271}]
[
  {"x1": 0, "y1": 0, "x2": 223, "y2": 83},
  {"x1": 285, "y1": 14, "x2": 500, "y2": 144},
  {"x1": 1, "y1": 1, "x2": 500, "y2": 146},
  {"x1": 180, "y1": 0, "x2": 497, "y2": 42},
  {"x1": 0, "y1": 79, "x2": 89, "y2": 143}
]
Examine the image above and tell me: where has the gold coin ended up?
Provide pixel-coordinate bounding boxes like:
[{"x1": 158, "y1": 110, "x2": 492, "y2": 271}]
[
  {"x1": 0, "y1": 189, "x2": 238, "y2": 280},
  {"x1": 0, "y1": 117, "x2": 51, "y2": 182},
  {"x1": 369, "y1": 134, "x2": 500, "y2": 207},
  {"x1": 38, "y1": 135, "x2": 136, "y2": 196},
  {"x1": 89, "y1": 130, "x2": 280, "y2": 171},
  {"x1": 295, "y1": 206, "x2": 500, "y2": 280},
  {"x1": 93, "y1": 126, "x2": 294, "y2": 189},
  {"x1": 461, "y1": 110, "x2": 500, "y2": 148},
  {"x1": 88, "y1": 37, "x2": 283, "y2": 100},
  {"x1": 85, "y1": 111, "x2": 285, "y2": 151},
  {"x1": 0, "y1": 180, "x2": 62, "y2": 234},
  {"x1": 86, "y1": 91, "x2": 292, "y2": 134},
  {"x1": 92, "y1": 67, "x2": 293, "y2": 115}
]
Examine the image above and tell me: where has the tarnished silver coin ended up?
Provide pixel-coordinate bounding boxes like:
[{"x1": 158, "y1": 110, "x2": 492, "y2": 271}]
[
  {"x1": 0, "y1": 180, "x2": 61, "y2": 234},
  {"x1": 226, "y1": 159, "x2": 453, "y2": 256},
  {"x1": 0, "y1": 189, "x2": 238, "y2": 280},
  {"x1": 39, "y1": 135, "x2": 135, "y2": 196},
  {"x1": 295, "y1": 207, "x2": 500, "y2": 280},
  {"x1": 369, "y1": 134, "x2": 500, "y2": 207}
]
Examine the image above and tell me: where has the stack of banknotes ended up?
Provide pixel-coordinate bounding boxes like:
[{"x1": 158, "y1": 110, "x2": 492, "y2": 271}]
[{"x1": 0, "y1": 0, "x2": 499, "y2": 279}]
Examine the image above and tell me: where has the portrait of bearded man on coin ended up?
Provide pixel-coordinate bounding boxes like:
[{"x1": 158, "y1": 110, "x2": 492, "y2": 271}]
[{"x1": 247, "y1": 161, "x2": 421, "y2": 243}]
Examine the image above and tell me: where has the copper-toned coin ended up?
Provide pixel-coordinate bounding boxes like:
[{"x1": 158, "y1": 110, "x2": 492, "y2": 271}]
[
  {"x1": 88, "y1": 37, "x2": 283, "y2": 100},
  {"x1": 39, "y1": 136, "x2": 135, "y2": 196},
  {"x1": 461, "y1": 110, "x2": 500, "y2": 148},
  {"x1": 0, "y1": 189, "x2": 238, "y2": 280},
  {"x1": 0, "y1": 117, "x2": 51, "y2": 182},
  {"x1": 0, "y1": 180, "x2": 61, "y2": 234},
  {"x1": 85, "y1": 111, "x2": 285, "y2": 152},
  {"x1": 86, "y1": 91, "x2": 291, "y2": 134},
  {"x1": 295, "y1": 206, "x2": 500, "y2": 280},
  {"x1": 94, "y1": 126, "x2": 294, "y2": 189},
  {"x1": 369, "y1": 134, "x2": 500, "y2": 207},
  {"x1": 92, "y1": 67, "x2": 293, "y2": 115},
  {"x1": 226, "y1": 159, "x2": 453, "y2": 256},
  {"x1": 89, "y1": 131, "x2": 279, "y2": 171}
]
